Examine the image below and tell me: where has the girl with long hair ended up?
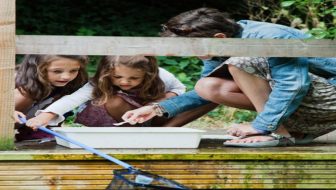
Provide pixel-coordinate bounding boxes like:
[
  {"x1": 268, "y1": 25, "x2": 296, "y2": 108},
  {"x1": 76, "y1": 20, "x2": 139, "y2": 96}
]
[{"x1": 14, "y1": 54, "x2": 88, "y2": 141}]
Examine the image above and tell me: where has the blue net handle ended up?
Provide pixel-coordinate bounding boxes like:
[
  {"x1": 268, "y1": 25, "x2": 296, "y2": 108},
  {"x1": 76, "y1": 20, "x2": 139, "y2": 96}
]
[{"x1": 18, "y1": 116, "x2": 133, "y2": 169}]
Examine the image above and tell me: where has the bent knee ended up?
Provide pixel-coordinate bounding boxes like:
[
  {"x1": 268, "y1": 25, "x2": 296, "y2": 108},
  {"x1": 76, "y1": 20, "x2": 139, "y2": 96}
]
[{"x1": 195, "y1": 78, "x2": 223, "y2": 100}]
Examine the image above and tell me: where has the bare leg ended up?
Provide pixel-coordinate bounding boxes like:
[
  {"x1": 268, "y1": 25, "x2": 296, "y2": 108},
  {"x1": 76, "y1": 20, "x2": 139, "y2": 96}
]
[
  {"x1": 228, "y1": 65, "x2": 271, "y2": 113},
  {"x1": 195, "y1": 77, "x2": 255, "y2": 110},
  {"x1": 227, "y1": 65, "x2": 291, "y2": 142},
  {"x1": 152, "y1": 103, "x2": 218, "y2": 127}
]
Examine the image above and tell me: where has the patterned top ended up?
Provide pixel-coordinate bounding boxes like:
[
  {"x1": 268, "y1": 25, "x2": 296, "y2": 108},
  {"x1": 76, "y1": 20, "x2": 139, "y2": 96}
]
[{"x1": 222, "y1": 57, "x2": 336, "y2": 136}]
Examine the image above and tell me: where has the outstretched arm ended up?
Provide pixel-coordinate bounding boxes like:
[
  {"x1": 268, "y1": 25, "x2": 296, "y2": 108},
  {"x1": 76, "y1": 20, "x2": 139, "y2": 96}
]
[
  {"x1": 122, "y1": 90, "x2": 210, "y2": 124},
  {"x1": 122, "y1": 58, "x2": 224, "y2": 124},
  {"x1": 26, "y1": 83, "x2": 94, "y2": 128}
]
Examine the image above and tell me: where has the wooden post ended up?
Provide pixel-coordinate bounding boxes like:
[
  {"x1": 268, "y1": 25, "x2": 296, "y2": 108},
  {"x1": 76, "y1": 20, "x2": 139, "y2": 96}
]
[{"x1": 0, "y1": 0, "x2": 15, "y2": 150}]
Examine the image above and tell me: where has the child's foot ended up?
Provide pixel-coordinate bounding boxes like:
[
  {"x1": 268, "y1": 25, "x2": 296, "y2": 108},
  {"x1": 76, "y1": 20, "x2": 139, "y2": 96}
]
[
  {"x1": 226, "y1": 123, "x2": 268, "y2": 137},
  {"x1": 224, "y1": 133, "x2": 295, "y2": 148}
]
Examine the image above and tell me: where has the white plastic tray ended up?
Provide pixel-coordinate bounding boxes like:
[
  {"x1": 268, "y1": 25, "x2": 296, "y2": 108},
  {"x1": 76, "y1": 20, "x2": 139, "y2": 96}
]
[{"x1": 53, "y1": 127, "x2": 205, "y2": 149}]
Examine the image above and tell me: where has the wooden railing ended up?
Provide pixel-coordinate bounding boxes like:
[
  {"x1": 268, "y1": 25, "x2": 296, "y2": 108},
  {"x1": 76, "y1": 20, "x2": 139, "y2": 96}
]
[{"x1": 16, "y1": 35, "x2": 336, "y2": 57}]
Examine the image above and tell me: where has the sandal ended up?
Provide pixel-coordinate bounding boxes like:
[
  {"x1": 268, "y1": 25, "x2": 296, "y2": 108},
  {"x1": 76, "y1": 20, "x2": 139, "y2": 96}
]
[
  {"x1": 223, "y1": 133, "x2": 295, "y2": 148},
  {"x1": 294, "y1": 134, "x2": 315, "y2": 145},
  {"x1": 201, "y1": 134, "x2": 241, "y2": 140}
]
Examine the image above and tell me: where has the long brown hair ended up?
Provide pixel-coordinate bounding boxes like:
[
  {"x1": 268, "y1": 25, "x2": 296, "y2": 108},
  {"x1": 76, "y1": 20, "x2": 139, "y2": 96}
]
[
  {"x1": 90, "y1": 55, "x2": 165, "y2": 105},
  {"x1": 15, "y1": 54, "x2": 88, "y2": 101},
  {"x1": 160, "y1": 7, "x2": 242, "y2": 38}
]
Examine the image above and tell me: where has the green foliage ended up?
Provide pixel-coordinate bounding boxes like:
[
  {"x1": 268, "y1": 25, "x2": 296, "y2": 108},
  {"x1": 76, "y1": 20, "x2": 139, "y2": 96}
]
[
  {"x1": 76, "y1": 27, "x2": 96, "y2": 36},
  {"x1": 63, "y1": 113, "x2": 76, "y2": 125},
  {"x1": 157, "y1": 56, "x2": 202, "y2": 90},
  {"x1": 280, "y1": 0, "x2": 336, "y2": 39},
  {"x1": 246, "y1": 0, "x2": 335, "y2": 39},
  {"x1": 86, "y1": 56, "x2": 101, "y2": 77},
  {"x1": 186, "y1": 106, "x2": 257, "y2": 128},
  {"x1": 232, "y1": 109, "x2": 257, "y2": 123},
  {"x1": 206, "y1": 106, "x2": 257, "y2": 123},
  {"x1": 0, "y1": 137, "x2": 15, "y2": 150}
]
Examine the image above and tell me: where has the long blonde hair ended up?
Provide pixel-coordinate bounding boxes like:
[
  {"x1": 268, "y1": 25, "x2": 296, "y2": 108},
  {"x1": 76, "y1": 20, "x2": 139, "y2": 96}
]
[{"x1": 90, "y1": 55, "x2": 165, "y2": 105}]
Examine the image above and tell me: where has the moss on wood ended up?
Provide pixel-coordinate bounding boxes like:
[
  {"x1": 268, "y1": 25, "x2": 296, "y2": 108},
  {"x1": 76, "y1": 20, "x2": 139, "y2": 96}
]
[{"x1": 0, "y1": 137, "x2": 15, "y2": 150}]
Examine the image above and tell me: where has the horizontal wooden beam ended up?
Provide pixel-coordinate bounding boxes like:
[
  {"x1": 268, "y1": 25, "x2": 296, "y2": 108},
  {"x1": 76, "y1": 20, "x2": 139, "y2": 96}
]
[
  {"x1": 2, "y1": 151, "x2": 336, "y2": 161},
  {"x1": 16, "y1": 35, "x2": 336, "y2": 57}
]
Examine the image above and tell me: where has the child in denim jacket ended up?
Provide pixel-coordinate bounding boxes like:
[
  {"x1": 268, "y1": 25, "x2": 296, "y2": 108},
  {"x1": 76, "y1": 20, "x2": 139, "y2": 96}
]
[{"x1": 122, "y1": 7, "x2": 336, "y2": 147}]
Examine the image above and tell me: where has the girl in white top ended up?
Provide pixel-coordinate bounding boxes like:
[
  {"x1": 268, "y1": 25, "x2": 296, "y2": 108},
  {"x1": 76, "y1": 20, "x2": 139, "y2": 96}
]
[{"x1": 26, "y1": 55, "x2": 185, "y2": 127}]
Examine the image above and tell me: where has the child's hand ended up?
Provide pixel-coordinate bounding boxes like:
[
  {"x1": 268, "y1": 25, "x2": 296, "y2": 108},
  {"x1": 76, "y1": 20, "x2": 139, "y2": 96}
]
[
  {"x1": 26, "y1": 112, "x2": 56, "y2": 130},
  {"x1": 14, "y1": 111, "x2": 26, "y2": 124},
  {"x1": 122, "y1": 105, "x2": 157, "y2": 125}
]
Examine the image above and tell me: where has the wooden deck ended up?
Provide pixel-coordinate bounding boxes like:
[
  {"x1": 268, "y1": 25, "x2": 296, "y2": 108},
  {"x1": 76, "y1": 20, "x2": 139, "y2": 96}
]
[{"x1": 1, "y1": 133, "x2": 336, "y2": 190}]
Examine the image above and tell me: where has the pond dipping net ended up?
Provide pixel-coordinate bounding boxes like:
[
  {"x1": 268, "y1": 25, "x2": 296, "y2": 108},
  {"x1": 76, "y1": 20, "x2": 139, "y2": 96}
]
[
  {"x1": 106, "y1": 169, "x2": 189, "y2": 190},
  {"x1": 17, "y1": 117, "x2": 190, "y2": 190}
]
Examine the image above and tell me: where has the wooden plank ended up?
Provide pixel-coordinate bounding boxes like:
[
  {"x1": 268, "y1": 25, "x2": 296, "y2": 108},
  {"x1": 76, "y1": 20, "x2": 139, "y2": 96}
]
[
  {"x1": 1, "y1": 160, "x2": 336, "y2": 166},
  {"x1": 1, "y1": 160, "x2": 336, "y2": 189},
  {"x1": 0, "y1": 185, "x2": 108, "y2": 190},
  {"x1": 1, "y1": 174, "x2": 336, "y2": 181},
  {"x1": 1, "y1": 169, "x2": 336, "y2": 175},
  {"x1": 3, "y1": 141, "x2": 336, "y2": 161},
  {"x1": 0, "y1": 175, "x2": 113, "y2": 181},
  {"x1": 0, "y1": 0, "x2": 15, "y2": 149},
  {"x1": 2, "y1": 150, "x2": 336, "y2": 160},
  {"x1": 16, "y1": 35, "x2": 336, "y2": 57},
  {"x1": 1, "y1": 178, "x2": 336, "y2": 185},
  {"x1": 2, "y1": 162, "x2": 336, "y2": 170},
  {"x1": 1, "y1": 184, "x2": 335, "y2": 190}
]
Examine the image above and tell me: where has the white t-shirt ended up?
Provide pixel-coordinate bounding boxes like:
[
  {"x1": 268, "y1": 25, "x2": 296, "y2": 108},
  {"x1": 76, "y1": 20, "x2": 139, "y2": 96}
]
[{"x1": 37, "y1": 67, "x2": 185, "y2": 125}]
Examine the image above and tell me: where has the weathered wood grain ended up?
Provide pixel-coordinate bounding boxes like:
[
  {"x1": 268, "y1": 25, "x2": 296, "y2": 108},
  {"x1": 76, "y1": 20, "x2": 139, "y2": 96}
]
[
  {"x1": 16, "y1": 35, "x2": 336, "y2": 57},
  {"x1": 0, "y1": 0, "x2": 15, "y2": 149},
  {"x1": 1, "y1": 160, "x2": 336, "y2": 189}
]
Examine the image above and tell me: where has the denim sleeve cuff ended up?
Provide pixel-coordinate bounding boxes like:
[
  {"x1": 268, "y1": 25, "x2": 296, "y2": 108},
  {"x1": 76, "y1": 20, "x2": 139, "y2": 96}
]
[
  {"x1": 251, "y1": 116, "x2": 279, "y2": 132},
  {"x1": 158, "y1": 99, "x2": 181, "y2": 118}
]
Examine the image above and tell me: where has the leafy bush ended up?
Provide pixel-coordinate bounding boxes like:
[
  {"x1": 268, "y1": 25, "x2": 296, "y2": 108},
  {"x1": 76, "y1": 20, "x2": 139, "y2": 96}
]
[
  {"x1": 280, "y1": 0, "x2": 336, "y2": 39},
  {"x1": 246, "y1": 0, "x2": 335, "y2": 39},
  {"x1": 157, "y1": 56, "x2": 202, "y2": 90}
]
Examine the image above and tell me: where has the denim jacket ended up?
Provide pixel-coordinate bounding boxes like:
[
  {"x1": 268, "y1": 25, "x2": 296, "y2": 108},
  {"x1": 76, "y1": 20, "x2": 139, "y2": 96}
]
[
  {"x1": 159, "y1": 58, "x2": 220, "y2": 117},
  {"x1": 159, "y1": 20, "x2": 336, "y2": 132}
]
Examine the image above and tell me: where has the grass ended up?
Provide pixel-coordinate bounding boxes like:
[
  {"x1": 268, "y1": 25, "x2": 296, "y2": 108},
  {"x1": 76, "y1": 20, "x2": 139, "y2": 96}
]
[
  {"x1": 0, "y1": 137, "x2": 15, "y2": 150},
  {"x1": 184, "y1": 105, "x2": 257, "y2": 130}
]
